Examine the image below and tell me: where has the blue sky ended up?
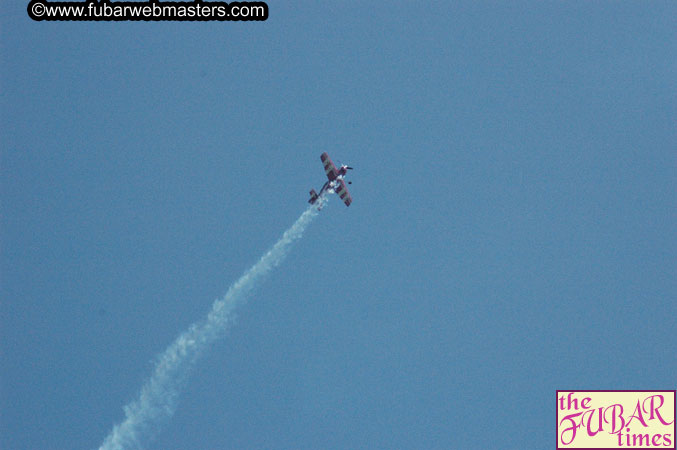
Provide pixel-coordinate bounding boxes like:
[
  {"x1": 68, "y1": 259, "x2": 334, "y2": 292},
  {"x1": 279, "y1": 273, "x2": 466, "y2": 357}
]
[{"x1": 2, "y1": 1, "x2": 675, "y2": 449}]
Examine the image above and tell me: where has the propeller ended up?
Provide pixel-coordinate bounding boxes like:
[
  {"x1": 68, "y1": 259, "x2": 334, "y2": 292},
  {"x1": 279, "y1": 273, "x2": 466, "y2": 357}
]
[{"x1": 337, "y1": 159, "x2": 354, "y2": 170}]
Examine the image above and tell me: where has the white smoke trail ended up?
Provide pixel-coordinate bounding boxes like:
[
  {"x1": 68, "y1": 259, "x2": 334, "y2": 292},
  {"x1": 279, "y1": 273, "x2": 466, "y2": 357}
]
[{"x1": 100, "y1": 198, "x2": 326, "y2": 450}]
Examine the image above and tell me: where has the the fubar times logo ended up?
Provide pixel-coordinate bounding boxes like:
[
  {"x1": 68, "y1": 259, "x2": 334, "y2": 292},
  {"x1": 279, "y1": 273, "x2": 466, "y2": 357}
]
[{"x1": 557, "y1": 391, "x2": 675, "y2": 449}]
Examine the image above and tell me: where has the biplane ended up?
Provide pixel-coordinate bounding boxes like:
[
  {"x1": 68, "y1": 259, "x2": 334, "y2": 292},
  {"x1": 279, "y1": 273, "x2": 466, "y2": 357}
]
[{"x1": 308, "y1": 152, "x2": 353, "y2": 208}]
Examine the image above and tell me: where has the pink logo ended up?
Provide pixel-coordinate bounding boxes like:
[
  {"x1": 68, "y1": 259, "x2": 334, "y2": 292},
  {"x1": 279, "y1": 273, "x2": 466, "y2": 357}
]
[{"x1": 557, "y1": 390, "x2": 675, "y2": 449}]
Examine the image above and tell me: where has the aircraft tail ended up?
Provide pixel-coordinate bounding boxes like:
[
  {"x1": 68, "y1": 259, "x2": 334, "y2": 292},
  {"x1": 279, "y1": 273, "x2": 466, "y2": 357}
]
[{"x1": 308, "y1": 189, "x2": 318, "y2": 204}]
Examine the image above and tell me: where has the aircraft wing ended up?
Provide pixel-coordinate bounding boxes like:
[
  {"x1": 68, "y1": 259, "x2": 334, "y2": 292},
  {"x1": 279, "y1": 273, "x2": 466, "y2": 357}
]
[
  {"x1": 336, "y1": 179, "x2": 352, "y2": 207},
  {"x1": 321, "y1": 152, "x2": 338, "y2": 181}
]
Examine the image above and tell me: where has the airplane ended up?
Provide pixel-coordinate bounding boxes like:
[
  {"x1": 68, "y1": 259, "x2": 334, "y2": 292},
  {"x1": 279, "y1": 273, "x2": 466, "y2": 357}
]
[{"x1": 308, "y1": 152, "x2": 353, "y2": 208}]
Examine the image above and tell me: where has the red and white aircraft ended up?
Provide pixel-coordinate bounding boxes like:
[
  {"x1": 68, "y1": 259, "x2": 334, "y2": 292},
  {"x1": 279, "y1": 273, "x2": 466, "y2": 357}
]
[{"x1": 308, "y1": 152, "x2": 353, "y2": 208}]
